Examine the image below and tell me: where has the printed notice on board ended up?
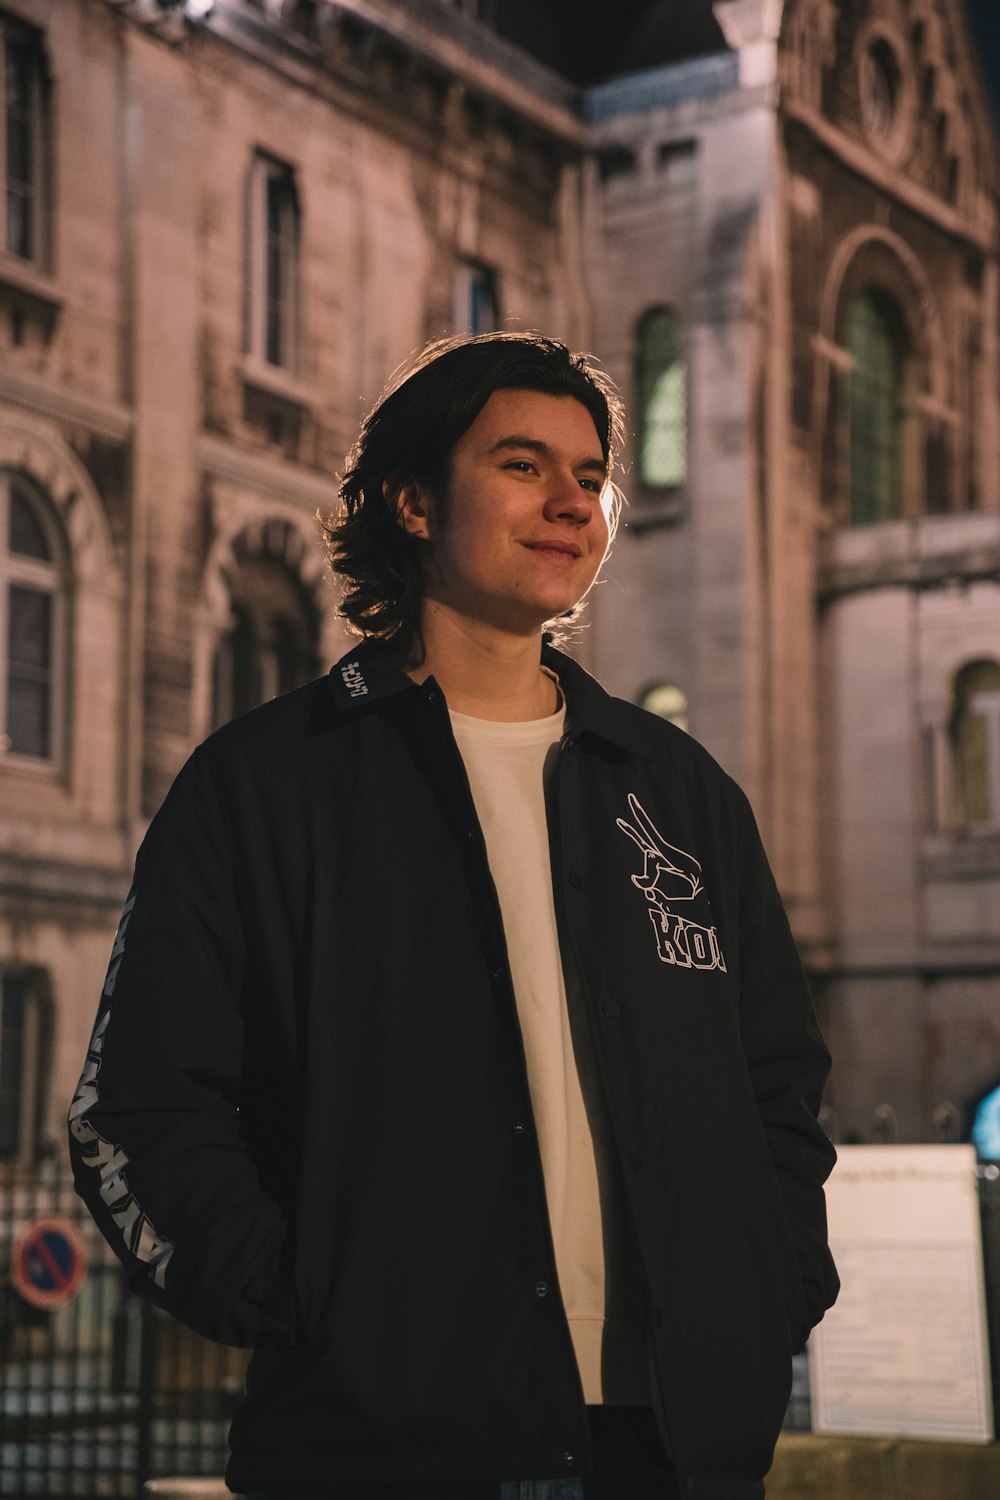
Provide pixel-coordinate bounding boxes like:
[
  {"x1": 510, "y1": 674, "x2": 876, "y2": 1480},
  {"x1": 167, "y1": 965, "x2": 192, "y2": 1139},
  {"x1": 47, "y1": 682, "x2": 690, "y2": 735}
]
[{"x1": 810, "y1": 1144, "x2": 994, "y2": 1442}]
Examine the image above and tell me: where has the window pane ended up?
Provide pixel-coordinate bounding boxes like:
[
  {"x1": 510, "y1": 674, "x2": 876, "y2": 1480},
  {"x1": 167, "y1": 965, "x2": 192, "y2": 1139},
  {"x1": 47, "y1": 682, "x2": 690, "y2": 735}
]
[
  {"x1": 469, "y1": 271, "x2": 497, "y2": 334},
  {"x1": 5, "y1": 37, "x2": 36, "y2": 260},
  {"x1": 637, "y1": 308, "x2": 687, "y2": 491},
  {"x1": 274, "y1": 614, "x2": 316, "y2": 696},
  {"x1": 9, "y1": 484, "x2": 50, "y2": 559},
  {"x1": 957, "y1": 712, "x2": 991, "y2": 824},
  {"x1": 264, "y1": 173, "x2": 294, "y2": 367},
  {"x1": 229, "y1": 607, "x2": 259, "y2": 721},
  {"x1": 848, "y1": 294, "x2": 904, "y2": 525},
  {"x1": 641, "y1": 363, "x2": 687, "y2": 487},
  {"x1": 0, "y1": 977, "x2": 27, "y2": 1160},
  {"x1": 216, "y1": 554, "x2": 318, "y2": 724},
  {"x1": 7, "y1": 678, "x2": 50, "y2": 758},
  {"x1": 952, "y1": 661, "x2": 1000, "y2": 827},
  {"x1": 7, "y1": 585, "x2": 52, "y2": 757},
  {"x1": 9, "y1": 583, "x2": 51, "y2": 667}
]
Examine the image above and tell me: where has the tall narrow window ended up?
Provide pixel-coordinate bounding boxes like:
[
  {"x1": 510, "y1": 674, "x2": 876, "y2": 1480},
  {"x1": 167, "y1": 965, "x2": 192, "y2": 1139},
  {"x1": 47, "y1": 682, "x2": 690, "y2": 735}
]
[
  {"x1": 0, "y1": 971, "x2": 46, "y2": 1165},
  {"x1": 454, "y1": 261, "x2": 498, "y2": 336},
  {"x1": 951, "y1": 660, "x2": 1000, "y2": 829},
  {"x1": 847, "y1": 290, "x2": 907, "y2": 525},
  {"x1": 212, "y1": 539, "x2": 321, "y2": 728},
  {"x1": 246, "y1": 153, "x2": 300, "y2": 371},
  {"x1": 1, "y1": 18, "x2": 48, "y2": 265},
  {"x1": 635, "y1": 307, "x2": 687, "y2": 489},
  {"x1": 1, "y1": 472, "x2": 62, "y2": 762}
]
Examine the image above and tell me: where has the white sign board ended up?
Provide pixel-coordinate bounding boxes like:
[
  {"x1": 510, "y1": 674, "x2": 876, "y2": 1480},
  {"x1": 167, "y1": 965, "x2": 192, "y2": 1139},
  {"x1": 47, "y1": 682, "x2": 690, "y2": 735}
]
[{"x1": 810, "y1": 1144, "x2": 994, "y2": 1442}]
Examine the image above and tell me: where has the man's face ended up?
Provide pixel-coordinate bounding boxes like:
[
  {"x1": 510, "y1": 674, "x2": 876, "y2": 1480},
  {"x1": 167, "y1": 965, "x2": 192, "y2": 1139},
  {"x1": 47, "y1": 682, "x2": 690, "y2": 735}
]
[{"x1": 405, "y1": 388, "x2": 613, "y2": 637}]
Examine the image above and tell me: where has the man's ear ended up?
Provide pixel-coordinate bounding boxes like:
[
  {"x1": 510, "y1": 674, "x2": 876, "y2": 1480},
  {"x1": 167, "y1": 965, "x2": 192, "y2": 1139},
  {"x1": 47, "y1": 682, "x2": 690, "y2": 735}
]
[{"x1": 387, "y1": 476, "x2": 432, "y2": 540}]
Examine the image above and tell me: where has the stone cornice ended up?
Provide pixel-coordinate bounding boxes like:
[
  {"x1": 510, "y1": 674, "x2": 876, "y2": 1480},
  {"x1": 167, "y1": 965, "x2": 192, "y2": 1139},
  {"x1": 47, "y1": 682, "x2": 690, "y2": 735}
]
[
  {"x1": 0, "y1": 367, "x2": 132, "y2": 444},
  {"x1": 198, "y1": 430, "x2": 340, "y2": 510},
  {"x1": 783, "y1": 97, "x2": 997, "y2": 254},
  {"x1": 201, "y1": 0, "x2": 583, "y2": 148}
]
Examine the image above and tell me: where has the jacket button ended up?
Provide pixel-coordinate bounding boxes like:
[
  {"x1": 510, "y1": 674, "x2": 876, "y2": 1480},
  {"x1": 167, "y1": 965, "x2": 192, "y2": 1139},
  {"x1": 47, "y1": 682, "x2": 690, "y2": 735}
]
[
  {"x1": 568, "y1": 871, "x2": 582, "y2": 890},
  {"x1": 534, "y1": 1281, "x2": 548, "y2": 1298},
  {"x1": 426, "y1": 688, "x2": 439, "y2": 706},
  {"x1": 563, "y1": 1452, "x2": 575, "y2": 1467},
  {"x1": 491, "y1": 968, "x2": 503, "y2": 984},
  {"x1": 628, "y1": 1151, "x2": 642, "y2": 1172},
  {"x1": 602, "y1": 999, "x2": 620, "y2": 1017},
  {"x1": 512, "y1": 1121, "x2": 526, "y2": 1136}
]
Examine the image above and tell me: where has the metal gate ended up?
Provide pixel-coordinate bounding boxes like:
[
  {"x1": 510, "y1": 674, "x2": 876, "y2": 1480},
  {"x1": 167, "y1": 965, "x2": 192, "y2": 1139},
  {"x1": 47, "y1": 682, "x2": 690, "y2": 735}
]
[{"x1": 0, "y1": 1157, "x2": 247, "y2": 1498}]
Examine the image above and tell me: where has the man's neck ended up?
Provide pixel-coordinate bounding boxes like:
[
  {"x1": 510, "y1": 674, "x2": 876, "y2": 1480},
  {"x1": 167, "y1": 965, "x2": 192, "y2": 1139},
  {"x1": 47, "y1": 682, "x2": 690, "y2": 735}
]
[{"x1": 407, "y1": 603, "x2": 560, "y2": 722}]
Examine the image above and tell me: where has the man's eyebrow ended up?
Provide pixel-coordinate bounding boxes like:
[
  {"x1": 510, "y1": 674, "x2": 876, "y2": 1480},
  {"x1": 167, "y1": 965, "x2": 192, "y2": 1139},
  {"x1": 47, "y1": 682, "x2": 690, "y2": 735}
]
[{"x1": 488, "y1": 435, "x2": 608, "y2": 474}]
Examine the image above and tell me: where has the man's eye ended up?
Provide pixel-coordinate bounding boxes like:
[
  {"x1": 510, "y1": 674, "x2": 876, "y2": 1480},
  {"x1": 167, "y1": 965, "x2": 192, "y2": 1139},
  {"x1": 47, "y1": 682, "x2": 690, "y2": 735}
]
[{"x1": 504, "y1": 460, "x2": 536, "y2": 474}]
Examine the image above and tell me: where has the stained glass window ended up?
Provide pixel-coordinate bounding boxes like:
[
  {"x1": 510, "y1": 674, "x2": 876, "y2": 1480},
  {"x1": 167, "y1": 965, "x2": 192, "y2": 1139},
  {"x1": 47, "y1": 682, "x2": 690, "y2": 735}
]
[
  {"x1": 636, "y1": 308, "x2": 687, "y2": 489},
  {"x1": 847, "y1": 291, "x2": 906, "y2": 525},
  {"x1": 951, "y1": 660, "x2": 1000, "y2": 828}
]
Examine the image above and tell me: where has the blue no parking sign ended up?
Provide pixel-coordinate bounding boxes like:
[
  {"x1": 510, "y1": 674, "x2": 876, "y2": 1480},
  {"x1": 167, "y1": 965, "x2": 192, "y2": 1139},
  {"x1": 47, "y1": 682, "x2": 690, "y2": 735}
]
[{"x1": 12, "y1": 1217, "x2": 88, "y2": 1310}]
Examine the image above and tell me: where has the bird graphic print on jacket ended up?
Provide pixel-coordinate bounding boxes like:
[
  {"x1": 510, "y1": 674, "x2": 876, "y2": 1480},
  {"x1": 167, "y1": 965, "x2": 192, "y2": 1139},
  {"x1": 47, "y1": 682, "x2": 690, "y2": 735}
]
[{"x1": 617, "y1": 793, "x2": 727, "y2": 973}]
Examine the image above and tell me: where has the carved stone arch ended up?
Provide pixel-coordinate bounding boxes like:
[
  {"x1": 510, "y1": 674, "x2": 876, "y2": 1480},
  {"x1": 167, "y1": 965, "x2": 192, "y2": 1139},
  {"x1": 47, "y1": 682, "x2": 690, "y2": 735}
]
[
  {"x1": 203, "y1": 499, "x2": 329, "y2": 629},
  {"x1": 778, "y1": 0, "x2": 838, "y2": 111},
  {"x1": 194, "y1": 488, "x2": 338, "y2": 739},
  {"x1": 819, "y1": 224, "x2": 947, "y2": 403},
  {"x1": 910, "y1": 0, "x2": 947, "y2": 68},
  {"x1": 815, "y1": 225, "x2": 954, "y2": 521},
  {"x1": 0, "y1": 413, "x2": 120, "y2": 592}
]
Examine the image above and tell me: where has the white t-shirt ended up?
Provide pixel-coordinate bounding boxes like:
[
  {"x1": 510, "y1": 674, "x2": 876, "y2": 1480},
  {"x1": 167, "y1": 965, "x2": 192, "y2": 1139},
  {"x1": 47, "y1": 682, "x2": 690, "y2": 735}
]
[{"x1": 450, "y1": 696, "x2": 646, "y2": 1404}]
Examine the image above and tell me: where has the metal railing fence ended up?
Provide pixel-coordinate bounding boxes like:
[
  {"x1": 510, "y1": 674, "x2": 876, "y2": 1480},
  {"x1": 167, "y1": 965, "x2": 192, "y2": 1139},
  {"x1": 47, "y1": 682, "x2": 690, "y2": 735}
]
[{"x1": 0, "y1": 1157, "x2": 246, "y2": 1498}]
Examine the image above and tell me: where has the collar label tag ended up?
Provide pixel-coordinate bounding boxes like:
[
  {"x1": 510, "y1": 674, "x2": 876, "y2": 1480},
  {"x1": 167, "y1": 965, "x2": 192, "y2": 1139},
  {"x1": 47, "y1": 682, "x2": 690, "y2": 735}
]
[{"x1": 340, "y1": 661, "x2": 368, "y2": 699}]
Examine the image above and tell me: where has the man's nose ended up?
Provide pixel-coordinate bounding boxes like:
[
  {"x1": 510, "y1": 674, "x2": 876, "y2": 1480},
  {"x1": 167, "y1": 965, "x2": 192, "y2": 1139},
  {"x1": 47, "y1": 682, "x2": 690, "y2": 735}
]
[{"x1": 544, "y1": 472, "x2": 593, "y2": 522}]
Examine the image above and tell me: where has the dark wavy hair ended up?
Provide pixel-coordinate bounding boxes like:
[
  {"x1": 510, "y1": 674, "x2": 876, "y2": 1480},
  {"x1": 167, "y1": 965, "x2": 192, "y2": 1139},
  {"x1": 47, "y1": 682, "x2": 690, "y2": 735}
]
[{"x1": 323, "y1": 331, "x2": 626, "y2": 667}]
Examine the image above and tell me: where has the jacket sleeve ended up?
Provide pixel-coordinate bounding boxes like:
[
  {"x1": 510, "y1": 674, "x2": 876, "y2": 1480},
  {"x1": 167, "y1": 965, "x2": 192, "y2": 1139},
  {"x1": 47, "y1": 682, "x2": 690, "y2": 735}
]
[
  {"x1": 68, "y1": 745, "x2": 294, "y2": 1348},
  {"x1": 735, "y1": 793, "x2": 839, "y2": 1346}
]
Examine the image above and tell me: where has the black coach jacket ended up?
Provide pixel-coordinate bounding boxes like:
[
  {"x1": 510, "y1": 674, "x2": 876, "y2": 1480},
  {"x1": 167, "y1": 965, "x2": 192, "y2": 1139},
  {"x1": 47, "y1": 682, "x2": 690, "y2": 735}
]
[{"x1": 69, "y1": 638, "x2": 838, "y2": 1500}]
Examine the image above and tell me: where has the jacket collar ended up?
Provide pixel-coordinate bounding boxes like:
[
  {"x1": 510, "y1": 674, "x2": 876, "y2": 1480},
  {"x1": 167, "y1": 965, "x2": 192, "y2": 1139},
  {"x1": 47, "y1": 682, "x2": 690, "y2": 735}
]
[{"x1": 328, "y1": 637, "x2": 658, "y2": 761}]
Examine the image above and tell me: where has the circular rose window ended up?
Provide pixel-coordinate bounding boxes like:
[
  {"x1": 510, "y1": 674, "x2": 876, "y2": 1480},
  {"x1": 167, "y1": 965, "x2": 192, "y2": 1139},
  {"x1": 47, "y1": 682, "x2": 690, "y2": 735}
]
[{"x1": 860, "y1": 37, "x2": 902, "y2": 143}]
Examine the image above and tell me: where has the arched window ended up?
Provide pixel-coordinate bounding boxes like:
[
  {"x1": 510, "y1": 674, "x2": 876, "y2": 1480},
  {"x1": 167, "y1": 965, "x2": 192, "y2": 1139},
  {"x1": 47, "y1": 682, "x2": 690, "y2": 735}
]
[
  {"x1": 635, "y1": 307, "x2": 687, "y2": 490},
  {"x1": 846, "y1": 290, "x2": 908, "y2": 525},
  {"x1": 639, "y1": 682, "x2": 688, "y2": 732},
  {"x1": 1, "y1": 472, "x2": 64, "y2": 761},
  {"x1": 950, "y1": 660, "x2": 1000, "y2": 828},
  {"x1": 212, "y1": 536, "x2": 321, "y2": 728}
]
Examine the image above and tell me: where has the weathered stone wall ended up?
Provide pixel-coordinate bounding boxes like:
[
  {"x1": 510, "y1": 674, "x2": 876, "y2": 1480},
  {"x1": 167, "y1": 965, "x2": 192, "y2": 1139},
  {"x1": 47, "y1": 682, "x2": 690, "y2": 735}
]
[
  {"x1": 781, "y1": 0, "x2": 1000, "y2": 1139},
  {"x1": 0, "y1": 0, "x2": 587, "y2": 1148}
]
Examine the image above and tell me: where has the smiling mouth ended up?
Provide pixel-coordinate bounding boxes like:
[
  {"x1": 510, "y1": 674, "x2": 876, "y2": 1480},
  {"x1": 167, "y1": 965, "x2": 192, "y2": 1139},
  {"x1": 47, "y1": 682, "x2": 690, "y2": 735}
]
[{"x1": 523, "y1": 542, "x2": 582, "y2": 559}]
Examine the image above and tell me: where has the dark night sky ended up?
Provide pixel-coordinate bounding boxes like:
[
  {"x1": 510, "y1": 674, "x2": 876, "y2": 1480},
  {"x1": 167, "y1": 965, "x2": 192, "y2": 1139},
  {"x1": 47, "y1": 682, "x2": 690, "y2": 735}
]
[
  {"x1": 489, "y1": 0, "x2": 727, "y2": 86},
  {"x1": 965, "y1": 0, "x2": 1000, "y2": 126},
  {"x1": 491, "y1": 0, "x2": 1000, "y2": 124}
]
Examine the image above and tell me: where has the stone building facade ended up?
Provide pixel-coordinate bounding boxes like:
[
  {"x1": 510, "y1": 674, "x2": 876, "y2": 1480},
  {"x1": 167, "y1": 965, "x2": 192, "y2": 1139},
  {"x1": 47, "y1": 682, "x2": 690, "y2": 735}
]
[
  {"x1": 0, "y1": 0, "x2": 998, "y2": 1168},
  {"x1": 566, "y1": 0, "x2": 1000, "y2": 1145}
]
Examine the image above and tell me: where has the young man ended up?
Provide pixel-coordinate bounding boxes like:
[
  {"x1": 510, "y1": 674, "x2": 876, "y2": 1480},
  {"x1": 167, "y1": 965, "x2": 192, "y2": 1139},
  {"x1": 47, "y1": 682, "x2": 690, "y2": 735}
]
[{"x1": 70, "y1": 333, "x2": 838, "y2": 1500}]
